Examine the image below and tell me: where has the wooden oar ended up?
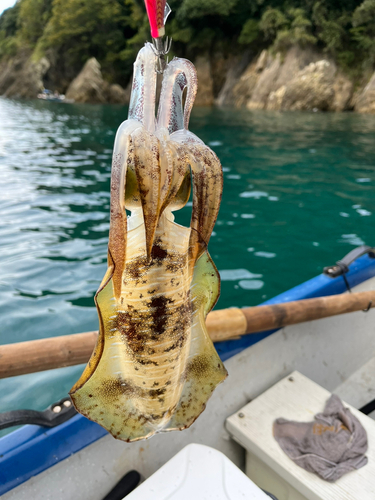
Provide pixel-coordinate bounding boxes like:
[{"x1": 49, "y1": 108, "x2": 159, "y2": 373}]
[{"x1": 0, "y1": 290, "x2": 374, "y2": 379}]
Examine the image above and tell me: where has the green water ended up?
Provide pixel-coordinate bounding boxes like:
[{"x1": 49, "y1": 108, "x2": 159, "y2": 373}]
[{"x1": 1, "y1": 97, "x2": 375, "y2": 422}]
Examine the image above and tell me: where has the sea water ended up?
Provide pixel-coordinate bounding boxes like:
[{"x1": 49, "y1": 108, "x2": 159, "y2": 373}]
[{"x1": 0, "y1": 97, "x2": 374, "y2": 420}]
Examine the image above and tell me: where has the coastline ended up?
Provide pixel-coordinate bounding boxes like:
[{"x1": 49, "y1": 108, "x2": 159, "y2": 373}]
[{"x1": 1, "y1": 45, "x2": 375, "y2": 113}]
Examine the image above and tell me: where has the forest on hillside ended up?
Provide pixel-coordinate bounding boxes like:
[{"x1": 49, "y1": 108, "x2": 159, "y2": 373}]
[{"x1": 1, "y1": 0, "x2": 375, "y2": 87}]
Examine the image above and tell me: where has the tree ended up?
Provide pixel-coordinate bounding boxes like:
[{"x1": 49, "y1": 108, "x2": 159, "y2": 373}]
[
  {"x1": 18, "y1": 0, "x2": 53, "y2": 45},
  {"x1": 238, "y1": 19, "x2": 260, "y2": 45},
  {"x1": 352, "y1": 0, "x2": 375, "y2": 64},
  {"x1": 38, "y1": 0, "x2": 137, "y2": 80},
  {"x1": 0, "y1": 4, "x2": 20, "y2": 58},
  {"x1": 259, "y1": 8, "x2": 288, "y2": 41},
  {"x1": 0, "y1": 0, "x2": 370, "y2": 82},
  {"x1": 0, "y1": 4, "x2": 20, "y2": 37},
  {"x1": 258, "y1": 7, "x2": 316, "y2": 50}
]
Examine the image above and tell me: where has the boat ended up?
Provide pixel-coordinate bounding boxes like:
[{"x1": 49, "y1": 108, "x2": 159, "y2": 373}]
[
  {"x1": 2, "y1": 0, "x2": 375, "y2": 497},
  {"x1": 37, "y1": 89, "x2": 73, "y2": 103},
  {"x1": 1, "y1": 246, "x2": 375, "y2": 499}
]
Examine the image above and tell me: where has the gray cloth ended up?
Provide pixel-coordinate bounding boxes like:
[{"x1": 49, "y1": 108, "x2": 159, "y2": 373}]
[{"x1": 273, "y1": 394, "x2": 368, "y2": 482}]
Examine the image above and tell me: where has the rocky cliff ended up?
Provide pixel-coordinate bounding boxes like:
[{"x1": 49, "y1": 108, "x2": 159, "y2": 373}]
[
  {"x1": 2, "y1": 46, "x2": 375, "y2": 113},
  {"x1": 0, "y1": 52, "x2": 50, "y2": 99},
  {"x1": 191, "y1": 46, "x2": 374, "y2": 113},
  {"x1": 218, "y1": 47, "x2": 354, "y2": 112},
  {"x1": 0, "y1": 53, "x2": 130, "y2": 104},
  {"x1": 65, "y1": 58, "x2": 130, "y2": 104},
  {"x1": 354, "y1": 73, "x2": 375, "y2": 114}
]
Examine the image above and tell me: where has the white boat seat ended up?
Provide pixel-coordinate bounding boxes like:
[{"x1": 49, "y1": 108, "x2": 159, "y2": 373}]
[
  {"x1": 226, "y1": 371, "x2": 375, "y2": 500},
  {"x1": 125, "y1": 443, "x2": 270, "y2": 499}
]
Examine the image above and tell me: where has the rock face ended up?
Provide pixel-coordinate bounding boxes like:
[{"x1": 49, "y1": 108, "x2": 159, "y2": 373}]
[
  {"x1": 66, "y1": 58, "x2": 106, "y2": 103},
  {"x1": 0, "y1": 53, "x2": 129, "y2": 104},
  {"x1": 231, "y1": 59, "x2": 261, "y2": 108},
  {"x1": 194, "y1": 55, "x2": 214, "y2": 106},
  {"x1": 66, "y1": 58, "x2": 129, "y2": 104},
  {"x1": 274, "y1": 60, "x2": 336, "y2": 111},
  {"x1": 216, "y1": 52, "x2": 252, "y2": 107},
  {"x1": 106, "y1": 82, "x2": 131, "y2": 104},
  {"x1": 0, "y1": 53, "x2": 50, "y2": 99},
  {"x1": 223, "y1": 46, "x2": 354, "y2": 112},
  {"x1": 0, "y1": 45, "x2": 368, "y2": 113},
  {"x1": 354, "y1": 73, "x2": 375, "y2": 113},
  {"x1": 278, "y1": 60, "x2": 352, "y2": 112},
  {"x1": 64, "y1": 49, "x2": 354, "y2": 110},
  {"x1": 332, "y1": 74, "x2": 353, "y2": 112},
  {"x1": 248, "y1": 53, "x2": 282, "y2": 110}
]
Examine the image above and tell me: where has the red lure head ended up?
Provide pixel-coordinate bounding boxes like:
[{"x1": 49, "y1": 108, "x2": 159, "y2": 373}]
[{"x1": 144, "y1": 0, "x2": 167, "y2": 38}]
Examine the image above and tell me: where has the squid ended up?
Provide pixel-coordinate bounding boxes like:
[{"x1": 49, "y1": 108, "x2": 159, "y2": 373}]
[{"x1": 70, "y1": 43, "x2": 227, "y2": 442}]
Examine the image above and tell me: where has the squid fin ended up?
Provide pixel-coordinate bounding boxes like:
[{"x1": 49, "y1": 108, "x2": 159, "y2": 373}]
[
  {"x1": 70, "y1": 278, "x2": 114, "y2": 397},
  {"x1": 108, "y1": 140, "x2": 128, "y2": 298},
  {"x1": 70, "y1": 273, "x2": 159, "y2": 442}
]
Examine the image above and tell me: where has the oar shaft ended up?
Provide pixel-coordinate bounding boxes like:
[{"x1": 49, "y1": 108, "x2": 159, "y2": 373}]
[
  {"x1": 208, "y1": 290, "x2": 375, "y2": 341},
  {"x1": 0, "y1": 291, "x2": 374, "y2": 379},
  {"x1": 0, "y1": 332, "x2": 98, "y2": 379}
]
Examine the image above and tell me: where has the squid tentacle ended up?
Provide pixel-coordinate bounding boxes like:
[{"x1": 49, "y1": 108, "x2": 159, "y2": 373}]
[
  {"x1": 128, "y1": 43, "x2": 157, "y2": 133},
  {"x1": 170, "y1": 131, "x2": 223, "y2": 264},
  {"x1": 189, "y1": 145, "x2": 223, "y2": 246},
  {"x1": 132, "y1": 128, "x2": 162, "y2": 261},
  {"x1": 157, "y1": 58, "x2": 198, "y2": 134},
  {"x1": 187, "y1": 145, "x2": 223, "y2": 269}
]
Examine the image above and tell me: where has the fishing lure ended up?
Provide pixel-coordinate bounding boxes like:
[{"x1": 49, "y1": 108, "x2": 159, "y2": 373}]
[{"x1": 70, "y1": 44, "x2": 227, "y2": 442}]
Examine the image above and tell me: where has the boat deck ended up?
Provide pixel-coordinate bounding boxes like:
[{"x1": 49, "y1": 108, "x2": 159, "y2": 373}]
[{"x1": 2, "y1": 264, "x2": 375, "y2": 500}]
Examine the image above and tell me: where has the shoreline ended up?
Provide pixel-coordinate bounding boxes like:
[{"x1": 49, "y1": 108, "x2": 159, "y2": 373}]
[{"x1": 1, "y1": 45, "x2": 375, "y2": 114}]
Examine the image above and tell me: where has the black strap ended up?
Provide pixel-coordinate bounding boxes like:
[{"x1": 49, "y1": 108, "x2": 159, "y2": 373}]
[
  {"x1": 324, "y1": 245, "x2": 375, "y2": 279},
  {"x1": 102, "y1": 471, "x2": 141, "y2": 500},
  {"x1": 359, "y1": 398, "x2": 375, "y2": 416},
  {"x1": 335, "y1": 261, "x2": 352, "y2": 293},
  {"x1": 0, "y1": 396, "x2": 77, "y2": 430},
  {"x1": 262, "y1": 490, "x2": 279, "y2": 500}
]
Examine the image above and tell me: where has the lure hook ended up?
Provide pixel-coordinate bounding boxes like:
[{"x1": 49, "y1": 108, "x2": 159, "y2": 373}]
[{"x1": 151, "y1": 36, "x2": 172, "y2": 74}]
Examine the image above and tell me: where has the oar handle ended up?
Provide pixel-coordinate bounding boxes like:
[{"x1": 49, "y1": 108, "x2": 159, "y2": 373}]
[{"x1": 1, "y1": 291, "x2": 374, "y2": 379}]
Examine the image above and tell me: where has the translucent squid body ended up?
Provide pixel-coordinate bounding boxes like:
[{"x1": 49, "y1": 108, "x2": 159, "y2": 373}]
[{"x1": 70, "y1": 43, "x2": 227, "y2": 442}]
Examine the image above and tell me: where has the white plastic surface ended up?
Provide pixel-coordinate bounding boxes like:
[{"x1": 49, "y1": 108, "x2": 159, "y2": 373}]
[
  {"x1": 126, "y1": 443, "x2": 270, "y2": 499},
  {"x1": 227, "y1": 371, "x2": 375, "y2": 500}
]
